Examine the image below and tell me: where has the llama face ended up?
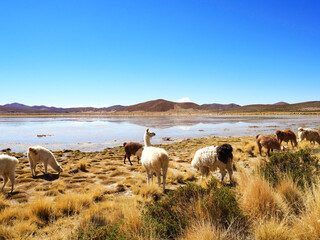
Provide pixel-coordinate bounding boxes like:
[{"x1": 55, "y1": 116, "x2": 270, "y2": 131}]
[{"x1": 146, "y1": 129, "x2": 156, "y2": 138}]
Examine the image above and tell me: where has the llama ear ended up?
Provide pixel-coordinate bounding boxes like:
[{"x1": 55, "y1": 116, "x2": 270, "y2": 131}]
[
  {"x1": 146, "y1": 128, "x2": 149, "y2": 132},
  {"x1": 29, "y1": 147, "x2": 37, "y2": 154}
]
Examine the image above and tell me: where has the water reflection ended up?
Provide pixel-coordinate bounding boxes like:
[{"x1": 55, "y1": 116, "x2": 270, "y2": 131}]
[{"x1": 0, "y1": 115, "x2": 319, "y2": 152}]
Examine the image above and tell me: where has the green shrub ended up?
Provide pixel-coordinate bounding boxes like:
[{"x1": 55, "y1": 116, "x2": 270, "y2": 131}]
[
  {"x1": 142, "y1": 183, "x2": 204, "y2": 239},
  {"x1": 76, "y1": 225, "x2": 128, "y2": 240},
  {"x1": 260, "y1": 149, "x2": 320, "y2": 187},
  {"x1": 203, "y1": 186, "x2": 244, "y2": 228},
  {"x1": 142, "y1": 181, "x2": 245, "y2": 239}
]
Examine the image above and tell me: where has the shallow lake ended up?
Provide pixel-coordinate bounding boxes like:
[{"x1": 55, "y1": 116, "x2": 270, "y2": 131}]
[{"x1": 0, "y1": 115, "x2": 319, "y2": 152}]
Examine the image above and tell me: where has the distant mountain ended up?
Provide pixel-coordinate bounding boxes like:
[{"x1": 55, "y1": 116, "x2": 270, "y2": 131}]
[
  {"x1": 117, "y1": 99, "x2": 207, "y2": 112},
  {"x1": 4, "y1": 103, "x2": 32, "y2": 109},
  {"x1": 273, "y1": 102, "x2": 289, "y2": 105},
  {"x1": 0, "y1": 103, "x2": 124, "y2": 114},
  {"x1": 227, "y1": 101, "x2": 320, "y2": 113},
  {"x1": 1, "y1": 100, "x2": 320, "y2": 114},
  {"x1": 201, "y1": 103, "x2": 240, "y2": 111}
]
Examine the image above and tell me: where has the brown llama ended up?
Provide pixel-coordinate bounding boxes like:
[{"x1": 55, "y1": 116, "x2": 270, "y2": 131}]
[
  {"x1": 256, "y1": 134, "x2": 281, "y2": 156},
  {"x1": 276, "y1": 129, "x2": 297, "y2": 148},
  {"x1": 123, "y1": 142, "x2": 143, "y2": 165}
]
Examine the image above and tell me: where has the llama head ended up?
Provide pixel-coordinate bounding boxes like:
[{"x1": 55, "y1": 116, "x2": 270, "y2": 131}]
[
  {"x1": 145, "y1": 128, "x2": 156, "y2": 138},
  {"x1": 144, "y1": 128, "x2": 156, "y2": 147},
  {"x1": 28, "y1": 147, "x2": 38, "y2": 155}
]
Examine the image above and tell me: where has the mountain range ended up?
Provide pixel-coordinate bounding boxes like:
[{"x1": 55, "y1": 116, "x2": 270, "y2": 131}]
[{"x1": 0, "y1": 99, "x2": 320, "y2": 114}]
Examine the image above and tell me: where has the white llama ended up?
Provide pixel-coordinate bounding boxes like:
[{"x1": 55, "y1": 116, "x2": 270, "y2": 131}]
[
  {"x1": 28, "y1": 146, "x2": 63, "y2": 177},
  {"x1": 141, "y1": 128, "x2": 169, "y2": 192},
  {"x1": 0, "y1": 155, "x2": 19, "y2": 193}
]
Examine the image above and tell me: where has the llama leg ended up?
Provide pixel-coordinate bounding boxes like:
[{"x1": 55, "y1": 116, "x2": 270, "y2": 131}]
[
  {"x1": 123, "y1": 154, "x2": 127, "y2": 164},
  {"x1": 227, "y1": 164, "x2": 233, "y2": 184},
  {"x1": 30, "y1": 161, "x2": 35, "y2": 177},
  {"x1": 9, "y1": 173, "x2": 15, "y2": 193},
  {"x1": 137, "y1": 157, "x2": 140, "y2": 164},
  {"x1": 146, "y1": 169, "x2": 150, "y2": 184},
  {"x1": 44, "y1": 163, "x2": 48, "y2": 175},
  {"x1": 156, "y1": 171, "x2": 161, "y2": 187},
  {"x1": 200, "y1": 167, "x2": 205, "y2": 183},
  {"x1": 258, "y1": 144, "x2": 262, "y2": 156},
  {"x1": 128, "y1": 156, "x2": 133, "y2": 166},
  {"x1": 220, "y1": 168, "x2": 226, "y2": 183},
  {"x1": 1, "y1": 175, "x2": 8, "y2": 191},
  {"x1": 163, "y1": 169, "x2": 167, "y2": 192},
  {"x1": 33, "y1": 164, "x2": 37, "y2": 177}
]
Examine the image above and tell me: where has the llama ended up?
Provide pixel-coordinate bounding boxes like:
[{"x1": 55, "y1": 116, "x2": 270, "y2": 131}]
[
  {"x1": 298, "y1": 127, "x2": 320, "y2": 144},
  {"x1": 123, "y1": 142, "x2": 143, "y2": 165},
  {"x1": 276, "y1": 129, "x2": 297, "y2": 148},
  {"x1": 191, "y1": 144, "x2": 233, "y2": 183},
  {"x1": 141, "y1": 128, "x2": 169, "y2": 192},
  {"x1": 0, "y1": 155, "x2": 19, "y2": 193},
  {"x1": 28, "y1": 146, "x2": 63, "y2": 177},
  {"x1": 256, "y1": 134, "x2": 281, "y2": 156}
]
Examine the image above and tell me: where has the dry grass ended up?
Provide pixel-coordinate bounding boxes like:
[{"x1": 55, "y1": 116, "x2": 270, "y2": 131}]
[
  {"x1": 1, "y1": 136, "x2": 320, "y2": 239},
  {"x1": 237, "y1": 171, "x2": 288, "y2": 220},
  {"x1": 79, "y1": 159, "x2": 87, "y2": 172},
  {"x1": 254, "y1": 219, "x2": 293, "y2": 240},
  {"x1": 180, "y1": 220, "x2": 227, "y2": 240}
]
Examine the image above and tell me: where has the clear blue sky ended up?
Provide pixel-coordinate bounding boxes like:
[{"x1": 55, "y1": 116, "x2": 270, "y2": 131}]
[{"x1": 0, "y1": 0, "x2": 319, "y2": 107}]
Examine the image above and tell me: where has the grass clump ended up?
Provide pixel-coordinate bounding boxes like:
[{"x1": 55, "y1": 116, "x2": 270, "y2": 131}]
[
  {"x1": 142, "y1": 180, "x2": 245, "y2": 239},
  {"x1": 76, "y1": 225, "x2": 128, "y2": 240},
  {"x1": 260, "y1": 149, "x2": 320, "y2": 187}
]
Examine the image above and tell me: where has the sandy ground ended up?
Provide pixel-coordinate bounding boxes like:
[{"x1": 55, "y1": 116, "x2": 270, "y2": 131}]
[{"x1": 2, "y1": 136, "x2": 260, "y2": 203}]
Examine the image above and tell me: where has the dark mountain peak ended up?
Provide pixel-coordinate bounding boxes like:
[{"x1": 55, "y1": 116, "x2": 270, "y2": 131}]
[
  {"x1": 3, "y1": 102, "x2": 31, "y2": 108},
  {"x1": 202, "y1": 103, "x2": 241, "y2": 111},
  {"x1": 273, "y1": 101, "x2": 289, "y2": 105}
]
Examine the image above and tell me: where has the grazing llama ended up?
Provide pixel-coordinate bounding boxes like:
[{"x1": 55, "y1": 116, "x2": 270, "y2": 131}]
[
  {"x1": 141, "y1": 128, "x2": 169, "y2": 192},
  {"x1": 298, "y1": 127, "x2": 320, "y2": 145},
  {"x1": 191, "y1": 144, "x2": 233, "y2": 183},
  {"x1": 256, "y1": 134, "x2": 281, "y2": 156},
  {"x1": 123, "y1": 142, "x2": 143, "y2": 165},
  {"x1": 276, "y1": 129, "x2": 297, "y2": 148},
  {"x1": 0, "y1": 155, "x2": 19, "y2": 193},
  {"x1": 28, "y1": 146, "x2": 63, "y2": 177}
]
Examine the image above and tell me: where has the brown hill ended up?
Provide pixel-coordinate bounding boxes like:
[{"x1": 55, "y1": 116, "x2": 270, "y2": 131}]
[
  {"x1": 0, "y1": 103, "x2": 124, "y2": 114},
  {"x1": 227, "y1": 101, "x2": 320, "y2": 113},
  {"x1": 202, "y1": 103, "x2": 240, "y2": 111},
  {"x1": 273, "y1": 102, "x2": 289, "y2": 105},
  {"x1": 117, "y1": 99, "x2": 208, "y2": 112}
]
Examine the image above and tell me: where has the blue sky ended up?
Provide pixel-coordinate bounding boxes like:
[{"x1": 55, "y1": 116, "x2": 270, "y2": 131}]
[{"x1": 0, "y1": 1, "x2": 319, "y2": 107}]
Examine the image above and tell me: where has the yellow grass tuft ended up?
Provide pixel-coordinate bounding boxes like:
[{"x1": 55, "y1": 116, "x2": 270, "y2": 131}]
[
  {"x1": 292, "y1": 178, "x2": 320, "y2": 239},
  {"x1": 134, "y1": 183, "x2": 163, "y2": 201},
  {"x1": 79, "y1": 159, "x2": 87, "y2": 171},
  {"x1": 56, "y1": 193, "x2": 91, "y2": 216},
  {"x1": 276, "y1": 177, "x2": 304, "y2": 214},
  {"x1": 238, "y1": 172, "x2": 288, "y2": 219},
  {"x1": 254, "y1": 219, "x2": 293, "y2": 240},
  {"x1": 90, "y1": 185, "x2": 106, "y2": 202},
  {"x1": 180, "y1": 220, "x2": 227, "y2": 240},
  {"x1": 30, "y1": 197, "x2": 56, "y2": 222}
]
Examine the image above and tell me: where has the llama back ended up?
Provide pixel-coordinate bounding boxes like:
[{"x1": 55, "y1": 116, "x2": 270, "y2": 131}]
[
  {"x1": 141, "y1": 147, "x2": 169, "y2": 169},
  {"x1": 191, "y1": 146, "x2": 217, "y2": 168},
  {"x1": 0, "y1": 155, "x2": 19, "y2": 174}
]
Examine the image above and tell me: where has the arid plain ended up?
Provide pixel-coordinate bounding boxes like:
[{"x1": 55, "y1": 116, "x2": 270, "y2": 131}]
[{"x1": 1, "y1": 133, "x2": 320, "y2": 239}]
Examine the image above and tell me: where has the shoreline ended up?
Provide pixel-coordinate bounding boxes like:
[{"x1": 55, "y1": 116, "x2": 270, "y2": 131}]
[{"x1": 0, "y1": 111, "x2": 320, "y2": 118}]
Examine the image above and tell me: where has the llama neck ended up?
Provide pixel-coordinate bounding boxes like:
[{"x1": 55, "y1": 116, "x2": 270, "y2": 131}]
[{"x1": 144, "y1": 134, "x2": 152, "y2": 147}]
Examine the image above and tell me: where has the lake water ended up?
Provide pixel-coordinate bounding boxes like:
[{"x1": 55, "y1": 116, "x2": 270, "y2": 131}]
[{"x1": 0, "y1": 115, "x2": 320, "y2": 152}]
